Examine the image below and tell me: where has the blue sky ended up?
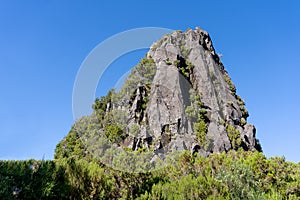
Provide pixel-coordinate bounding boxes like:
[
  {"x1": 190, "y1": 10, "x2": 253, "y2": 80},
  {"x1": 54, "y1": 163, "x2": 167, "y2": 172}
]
[{"x1": 0, "y1": 1, "x2": 300, "y2": 162}]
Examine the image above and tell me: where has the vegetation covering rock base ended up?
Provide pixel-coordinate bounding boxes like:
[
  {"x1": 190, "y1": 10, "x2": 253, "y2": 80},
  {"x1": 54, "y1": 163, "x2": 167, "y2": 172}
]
[{"x1": 1, "y1": 151, "x2": 300, "y2": 199}]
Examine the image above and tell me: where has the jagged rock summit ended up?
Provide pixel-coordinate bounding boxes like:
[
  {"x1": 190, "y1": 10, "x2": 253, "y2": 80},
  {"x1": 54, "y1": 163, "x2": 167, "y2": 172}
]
[{"x1": 56, "y1": 27, "x2": 262, "y2": 166}]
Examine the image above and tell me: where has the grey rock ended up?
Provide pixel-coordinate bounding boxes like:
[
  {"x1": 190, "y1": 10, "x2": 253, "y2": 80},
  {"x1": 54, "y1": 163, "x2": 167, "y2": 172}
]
[
  {"x1": 146, "y1": 62, "x2": 192, "y2": 139},
  {"x1": 143, "y1": 27, "x2": 261, "y2": 154},
  {"x1": 103, "y1": 27, "x2": 262, "y2": 158}
]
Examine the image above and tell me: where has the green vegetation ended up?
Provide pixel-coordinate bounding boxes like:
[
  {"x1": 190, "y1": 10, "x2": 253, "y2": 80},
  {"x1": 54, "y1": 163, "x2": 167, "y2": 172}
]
[
  {"x1": 67, "y1": 57, "x2": 156, "y2": 157},
  {"x1": 117, "y1": 57, "x2": 156, "y2": 104},
  {"x1": 185, "y1": 89, "x2": 209, "y2": 146},
  {"x1": 92, "y1": 88, "x2": 119, "y2": 123},
  {"x1": 103, "y1": 123, "x2": 125, "y2": 143},
  {"x1": 129, "y1": 124, "x2": 140, "y2": 137},
  {"x1": 166, "y1": 59, "x2": 172, "y2": 65},
  {"x1": 224, "y1": 72, "x2": 236, "y2": 95},
  {"x1": 174, "y1": 57, "x2": 193, "y2": 78},
  {"x1": 240, "y1": 117, "x2": 246, "y2": 126},
  {"x1": 141, "y1": 98, "x2": 148, "y2": 110},
  {"x1": 1, "y1": 151, "x2": 300, "y2": 199},
  {"x1": 223, "y1": 72, "x2": 249, "y2": 120},
  {"x1": 185, "y1": 89, "x2": 202, "y2": 119},
  {"x1": 226, "y1": 125, "x2": 242, "y2": 150},
  {"x1": 219, "y1": 118, "x2": 226, "y2": 126},
  {"x1": 180, "y1": 45, "x2": 189, "y2": 57},
  {"x1": 55, "y1": 126, "x2": 86, "y2": 160},
  {"x1": 55, "y1": 57, "x2": 157, "y2": 165},
  {"x1": 194, "y1": 119, "x2": 207, "y2": 146},
  {"x1": 237, "y1": 95, "x2": 249, "y2": 119}
]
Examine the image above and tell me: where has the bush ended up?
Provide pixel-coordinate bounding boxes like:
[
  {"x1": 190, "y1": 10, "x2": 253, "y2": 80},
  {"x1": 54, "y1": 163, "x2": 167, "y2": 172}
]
[
  {"x1": 224, "y1": 73, "x2": 236, "y2": 94},
  {"x1": 103, "y1": 123, "x2": 125, "y2": 143},
  {"x1": 194, "y1": 119, "x2": 207, "y2": 146},
  {"x1": 226, "y1": 125, "x2": 242, "y2": 150},
  {"x1": 215, "y1": 161, "x2": 263, "y2": 199}
]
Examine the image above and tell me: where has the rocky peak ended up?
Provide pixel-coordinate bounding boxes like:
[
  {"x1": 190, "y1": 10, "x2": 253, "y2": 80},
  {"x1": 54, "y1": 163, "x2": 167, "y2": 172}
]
[
  {"x1": 132, "y1": 27, "x2": 262, "y2": 155},
  {"x1": 56, "y1": 27, "x2": 262, "y2": 169}
]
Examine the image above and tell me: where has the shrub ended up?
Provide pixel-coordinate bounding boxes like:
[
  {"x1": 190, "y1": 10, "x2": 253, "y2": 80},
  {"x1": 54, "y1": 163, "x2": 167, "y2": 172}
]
[
  {"x1": 215, "y1": 161, "x2": 263, "y2": 199},
  {"x1": 104, "y1": 123, "x2": 125, "y2": 143},
  {"x1": 224, "y1": 73, "x2": 236, "y2": 94},
  {"x1": 194, "y1": 118, "x2": 207, "y2": 146},
  {"x1": 226, "y1": 125, "x2": 242, "y2": 150}
]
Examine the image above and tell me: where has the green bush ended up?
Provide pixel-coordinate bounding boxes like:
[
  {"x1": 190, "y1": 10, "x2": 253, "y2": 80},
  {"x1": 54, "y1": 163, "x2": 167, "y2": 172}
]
[
  {"x1": 194, "y1": 119, "x2": 207, "y2": 146},
  {"x1": 226, "y1": 125, "x2": 242, "y2": 150},
  {"x1": 103, "y1": 123, "x2": 125, "y2": 143},
  {"x1": 119, "y1": 57, "x2": 156, "y2": 99},
  {"x1": 224, "y1": 73, "x2": 236, "y2": 94},
  {"x1": 215, "y1": 161, "x2": 263, "y2": 199}
]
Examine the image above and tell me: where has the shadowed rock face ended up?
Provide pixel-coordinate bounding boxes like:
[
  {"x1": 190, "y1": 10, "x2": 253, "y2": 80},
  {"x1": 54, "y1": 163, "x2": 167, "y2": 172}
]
[{"x1": 125, "y1": 27, "x2": 261, "y2": 155}]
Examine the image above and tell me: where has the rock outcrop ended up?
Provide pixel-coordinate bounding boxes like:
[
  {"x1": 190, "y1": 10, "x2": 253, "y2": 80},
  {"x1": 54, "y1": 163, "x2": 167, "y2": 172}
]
[
  {"x1": 119, "y1": 27, "x2": 261, "y2": 156},
  {"x1": 56, "y1": 27, "x2": 262, "y2": 167}
]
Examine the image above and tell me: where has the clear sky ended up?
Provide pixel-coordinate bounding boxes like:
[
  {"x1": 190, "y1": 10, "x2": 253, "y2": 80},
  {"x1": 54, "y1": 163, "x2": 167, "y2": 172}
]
[{"x1": 0, "y1": 1, "x2": 300, "y2": 162}]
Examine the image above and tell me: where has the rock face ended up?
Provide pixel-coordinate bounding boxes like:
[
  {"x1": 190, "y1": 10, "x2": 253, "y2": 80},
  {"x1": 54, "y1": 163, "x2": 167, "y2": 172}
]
[
  {"x1": 120, "y1": 27, "x2": 262, "y2": 156},
  {"x1": 56, "y1": 27, "x2": 262, "y2": 163}
]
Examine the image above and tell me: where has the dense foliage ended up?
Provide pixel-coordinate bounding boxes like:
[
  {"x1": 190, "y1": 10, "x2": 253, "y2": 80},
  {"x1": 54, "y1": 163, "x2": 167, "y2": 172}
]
[{"x1": 1, "y1": 151, "x2": 300, "y2": 199}]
